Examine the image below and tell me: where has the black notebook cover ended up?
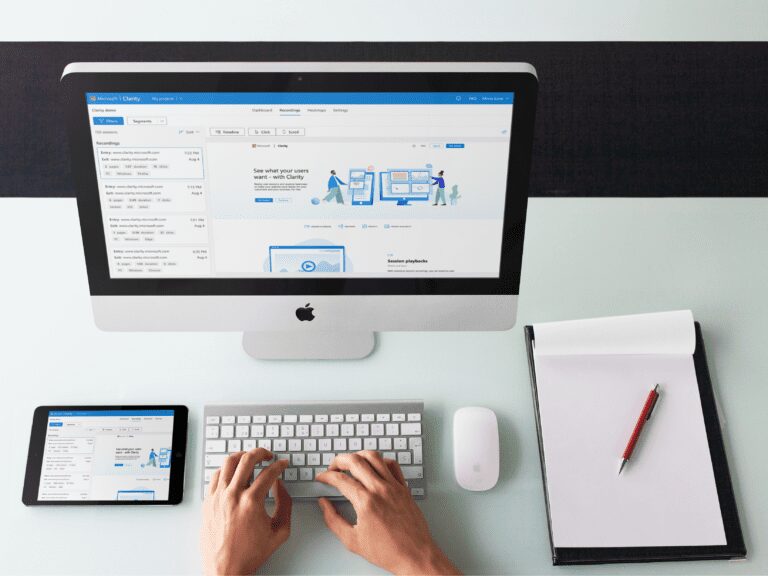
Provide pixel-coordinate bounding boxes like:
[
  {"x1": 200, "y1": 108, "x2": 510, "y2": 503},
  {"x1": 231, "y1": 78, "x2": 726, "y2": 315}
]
[{"x1": 524, "y1": 322, "x2": 746, "y2": 565}]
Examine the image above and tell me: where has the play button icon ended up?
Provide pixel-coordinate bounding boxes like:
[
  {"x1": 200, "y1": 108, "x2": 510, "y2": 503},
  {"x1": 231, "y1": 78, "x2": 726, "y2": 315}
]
[{"x1": 301, "y1": 260, "x2": 316, "y2": 272}]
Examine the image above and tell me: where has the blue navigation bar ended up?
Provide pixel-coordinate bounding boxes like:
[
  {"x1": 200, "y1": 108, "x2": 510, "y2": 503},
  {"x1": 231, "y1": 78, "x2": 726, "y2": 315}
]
[
  {"x1": 86, "y1": 92, "x2": 514, "y2": 106},
  {"x1": 49, "y1": 410, "x2": 175, "y2": 417}
]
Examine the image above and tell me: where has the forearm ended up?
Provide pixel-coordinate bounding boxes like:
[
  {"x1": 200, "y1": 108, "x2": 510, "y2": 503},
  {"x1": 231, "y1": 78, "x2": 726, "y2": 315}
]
[{"x1": 397, "y1": 543, "x2": 461, "y2": 576}]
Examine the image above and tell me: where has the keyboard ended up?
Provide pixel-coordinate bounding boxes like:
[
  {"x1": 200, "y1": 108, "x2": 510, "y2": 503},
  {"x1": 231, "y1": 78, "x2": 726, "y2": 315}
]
[{"x1": 202, "y1": 400, "x2": 425, "y2": 500}]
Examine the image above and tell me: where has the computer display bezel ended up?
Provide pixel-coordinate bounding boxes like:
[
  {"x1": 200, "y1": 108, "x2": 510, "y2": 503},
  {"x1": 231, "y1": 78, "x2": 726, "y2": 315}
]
[{"x1": 63, "y1": 69, "x2": 537, "y2": 296}]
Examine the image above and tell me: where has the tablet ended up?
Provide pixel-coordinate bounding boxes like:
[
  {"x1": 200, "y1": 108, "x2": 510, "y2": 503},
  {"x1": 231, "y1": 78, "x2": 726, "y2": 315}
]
[{"x1": 23, "y1": 406, "x2": 188, "y2": 505}]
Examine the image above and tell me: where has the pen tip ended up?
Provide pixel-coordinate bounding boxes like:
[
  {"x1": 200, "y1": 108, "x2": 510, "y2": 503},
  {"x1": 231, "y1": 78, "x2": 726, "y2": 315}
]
[{"x1": 618, "y1": 459, "x2": 627, "y2": 476}]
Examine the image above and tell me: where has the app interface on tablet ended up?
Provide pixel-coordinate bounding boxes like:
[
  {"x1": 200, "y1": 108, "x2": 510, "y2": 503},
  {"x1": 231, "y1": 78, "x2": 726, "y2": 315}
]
[
  {"x1": 38, "y1": 410, "x2": 174, "y2": 501},
  {"x1": 85, "y1": 91, "x2": 514, "y2": 279}
]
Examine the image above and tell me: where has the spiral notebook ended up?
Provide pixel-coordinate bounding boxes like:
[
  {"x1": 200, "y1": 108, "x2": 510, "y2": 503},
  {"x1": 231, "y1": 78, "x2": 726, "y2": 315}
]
[{"x1": 525, "y1": 310, "x2": 745, "y2": 565}]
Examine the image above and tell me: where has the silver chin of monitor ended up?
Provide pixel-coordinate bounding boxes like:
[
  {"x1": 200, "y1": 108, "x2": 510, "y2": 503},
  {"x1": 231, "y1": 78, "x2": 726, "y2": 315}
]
[{"x1": 91, "y1": 295, "x2": 517, "y2": 360}]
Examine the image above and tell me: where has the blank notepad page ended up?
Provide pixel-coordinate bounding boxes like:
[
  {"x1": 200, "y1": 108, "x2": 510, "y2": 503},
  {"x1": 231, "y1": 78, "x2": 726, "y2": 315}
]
[{"x1": 533, "y1": 311, "x2": 726, "y2": 548}]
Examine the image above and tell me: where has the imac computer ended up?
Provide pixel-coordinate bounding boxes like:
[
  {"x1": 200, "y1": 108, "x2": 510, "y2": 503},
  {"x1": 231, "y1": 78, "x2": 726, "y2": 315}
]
[{"x1": 62, "y1": 62, "x2": 538, "y2": 359}]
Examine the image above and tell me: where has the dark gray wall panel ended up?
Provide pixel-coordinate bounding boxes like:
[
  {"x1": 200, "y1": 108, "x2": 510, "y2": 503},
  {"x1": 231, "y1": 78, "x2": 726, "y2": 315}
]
[{"x1": 0, "y1": 42, "x2": 766, "y2": 198}]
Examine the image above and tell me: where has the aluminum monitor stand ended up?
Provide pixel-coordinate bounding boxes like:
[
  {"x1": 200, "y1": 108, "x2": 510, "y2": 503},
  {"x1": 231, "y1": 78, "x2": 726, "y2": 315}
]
[{"x1": 242, "y1": 331, "x2": 376, "y2": 360}]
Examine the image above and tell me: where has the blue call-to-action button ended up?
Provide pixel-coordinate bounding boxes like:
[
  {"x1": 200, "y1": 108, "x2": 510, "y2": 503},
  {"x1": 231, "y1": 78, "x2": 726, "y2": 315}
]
[
  {"x1": 254, "y1": 197, "x2": 274, "y2": 203},
  {"x1": 93, "y1": 116, "x2": 124, "y2": 125},
  {"x1": 445, "y1": 143, "x2": 465, "y2": 148},
  {"x1": 48, "y1": 422, "x2": 63, "y2": 427},
  {"x1": 114, "y1": 463, "x2": 124, "y2": 467}
]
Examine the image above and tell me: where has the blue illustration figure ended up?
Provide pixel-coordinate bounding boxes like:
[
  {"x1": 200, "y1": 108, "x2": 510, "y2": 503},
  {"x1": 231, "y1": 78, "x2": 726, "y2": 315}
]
[
  {"x1": 323, "y1": 170, "x2": 346, "y2": 204},
  {"x1": 431, "y1": 170, "x2": 446, "y2": 206},
  {"x1": 147, "y1": 448, "x2": 157, "y2": 467},
  {"x1": 449, "y1": 184, "x2": 461, "y2": 206}
]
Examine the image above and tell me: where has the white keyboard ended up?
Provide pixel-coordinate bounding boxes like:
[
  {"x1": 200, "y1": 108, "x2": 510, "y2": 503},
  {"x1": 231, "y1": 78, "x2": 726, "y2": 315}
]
[{"x1": 202, "y1": 400, "x2": 425, "y2": 500}]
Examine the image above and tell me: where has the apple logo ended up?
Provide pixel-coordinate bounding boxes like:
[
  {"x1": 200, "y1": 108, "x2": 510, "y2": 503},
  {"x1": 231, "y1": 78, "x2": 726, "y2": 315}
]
[{"x1": 295, "y1": 303, "x2": 315, "y2": 322}]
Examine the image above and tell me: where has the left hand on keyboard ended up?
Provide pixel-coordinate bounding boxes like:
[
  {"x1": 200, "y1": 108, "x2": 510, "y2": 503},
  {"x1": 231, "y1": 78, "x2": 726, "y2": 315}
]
[{"x1": 201, "y1": 449, "x2": 291, "y2": 576}]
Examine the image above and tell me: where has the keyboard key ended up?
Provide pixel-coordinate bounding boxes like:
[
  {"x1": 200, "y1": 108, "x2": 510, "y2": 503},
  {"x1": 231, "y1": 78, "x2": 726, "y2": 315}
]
[
  {"x1": 284, "y1": 468, "x2": 298, "y2": 481},
  {"x1": 221, "y1": 425, "x2": 234, "y2": 439},
  {"x1": 315, "y1": 467, "x2": 327, "y2": 478},
  {"x1": 349, "y1": 438, "x2": 362, "y2": 451},
  {"x1": 206, "y1": 416, "x2": 220, "y2": 424},
  {"x1": 253, "y1": 415, "x2": 267, "y2": 423},
  {"x1": 307, "y1": 453, "x2": 321, "y2": 466},
  {"x1": 300, "y1": 415, "x2": 313, "y2": 423},
  {"x1": 322, "y1": 453, "x2": 335, "y2": 465},
  {"x1": 273, "y1": 439, "x2": 287, "y2": 452},
  {"x1": 299, "y1": 468, "x2": 314, "y2": 481},
  {"x1": 401, "y1": 423, "x2": 421, "y2": 436},
  {"x1": 386, "y1": 423, "x2": 399, "y2": 436},
  {"x1": 284, "y1": 415, "x2": 298, "y2": 423},
  {"x1": 356, "y1": 423, "x2": 370, "y2": 436},
  {"x1": 318, "y1": 439, "x2": 332, "y2": 451},
  {"x1": 303, "y1": 439, "x2": 317, "y2": 451},
  {"x1": 288, "y1": 439, "x2": 302, "y2": 452},
  {"x1": 378, "y1": 438, "x2": 392, "y2": 450},
  {"x1": 269, "y1": 415, "x2": 282, "y2": 423},
  {"x1": 296, "y1": 425, "x2": 309, "y2": 437},
  {"x1": 333, "y1": 438, "x2": 347, "y2": 451},
  {"x1": 205, "y1": 454, "x2": 228, "y2": 468},
  {"x1": 363, "y1": 438, "x2": 377, "y2": 450},
  {"x1": 401, "y1": 466, "x2": 423, "y2": 479},
  {"x1": 398, "y1": 452, "x2": 412, "y2": 465},
  {"x1": 407, "y1": 413, "x2": 421, "y2": 421},
  {"x1": 251, "y1": 425, "x2": 265, "y2": 438},
  {"x1": 383, "y1": 451, "x2": 396, "y2": 461},
  {"x1": 411, "y1": 487, "x2": 425, "y2": 497},
  {"x1": 281, "y1": 425, "x2": 295, "y2": 437},
  {"x1": 204, "y1": 468, "x2": 215, "y2": 482},
  {"x1": 222, "y1": 416, "x2": 236, "y2": 424},
  {"x1": 243, "y1": 439, "x2": 256, "y2": 451},
  {"x1": 331, "y1": 414, "x2": 344, "y2": 423},
  {"x1": 206, "y1": 440, "x2": 226, "y2": 453},
  {"x1": 205, "y1": 426, "x2": 219, "y2": 439},
  {"x1": 278, "y1": 481, "x2": 342, "y2": 499},
  {"x1": 371, "y1": 424, "x2": 385, "y2": 436},
  {"x1": 236, "y1": 425, "x2": 249, "y2": 438},
  {"x1": 376, "y1": 414, "x2": 391, "y2": 422},
  {"x1": 408, "y1": 437, "x2": 422, "y2": 448},
  {"x1": 394, "y1": 437, "x2": 407, "y2": 450},
  {"x1": 393, "y1": 414, "x2": 406, "y2": 422},
  {"x1": 345, "y1": 414, "x2": 360, "y2": 422},
  {"x1": 341, "y1": 424, "x2": 355, "y2": 437},
  {"x1": 266, "y1": 425, "x2": 279, "y2": 438},
  {"x1": 276, "y1": 453, "x2": 290, "y2": 462},
  {"x1": 228, "y1": 440, "x2": 241, "y2": 452},
  {"x1": 413, "y1": 446, "x2": 423, "y2": 464},
  {"x1": 315, "y1": 414, "x2": 329, "y2": 423},
  {"x1": 237, "y1": 415, "x2": 251, "y2": 424},
  {"x1": 326, "y1": 424, "x2": 339, "y2": 437},
  {"x1": 361, "y1": 414, "x2": 375, "y2": 422},
  {"x1": 292, "y1": 453, "x2": 306, "y2": 466},
  {"x1": 258, "y1": 439, "x2": 272, "y2": 451},
  {"x1": 310, "y1": 424, "x2": 324, "y2": 437}
]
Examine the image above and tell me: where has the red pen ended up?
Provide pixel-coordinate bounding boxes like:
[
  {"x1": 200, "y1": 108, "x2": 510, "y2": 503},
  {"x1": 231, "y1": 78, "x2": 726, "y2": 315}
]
[{"x1": 618, "y1": 384, "x2": 660, "y2": 476}]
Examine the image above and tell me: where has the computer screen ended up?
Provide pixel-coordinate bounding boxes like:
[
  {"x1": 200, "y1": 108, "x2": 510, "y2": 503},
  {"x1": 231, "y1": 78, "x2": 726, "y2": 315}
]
[{"x1": 85, "y1": 91, "x2": 514, "y2": 279}]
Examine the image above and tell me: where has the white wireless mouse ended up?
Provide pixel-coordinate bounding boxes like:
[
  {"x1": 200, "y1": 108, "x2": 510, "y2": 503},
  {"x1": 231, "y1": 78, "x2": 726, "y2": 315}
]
[{"x1": 453, "y1": 406, "x2": 500, "y2": 491}]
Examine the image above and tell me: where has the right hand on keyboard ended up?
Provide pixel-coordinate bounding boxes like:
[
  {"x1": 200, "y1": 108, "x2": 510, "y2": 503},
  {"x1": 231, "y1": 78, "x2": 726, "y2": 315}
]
[{"x1": 316, "y1": 451, "x2": 460, "y2": 575}]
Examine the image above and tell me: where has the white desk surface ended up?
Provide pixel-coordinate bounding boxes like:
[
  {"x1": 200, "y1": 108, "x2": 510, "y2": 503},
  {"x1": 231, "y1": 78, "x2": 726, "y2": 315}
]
[{"x1": 1, "y1": 197, "x2": 766, "y2": 575}]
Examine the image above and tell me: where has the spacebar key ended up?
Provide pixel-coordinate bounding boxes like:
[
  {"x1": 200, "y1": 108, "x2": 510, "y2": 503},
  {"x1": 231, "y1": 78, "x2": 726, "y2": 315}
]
[{"x1": 275, "y1": 482, "x2": 344, "y2": 499}]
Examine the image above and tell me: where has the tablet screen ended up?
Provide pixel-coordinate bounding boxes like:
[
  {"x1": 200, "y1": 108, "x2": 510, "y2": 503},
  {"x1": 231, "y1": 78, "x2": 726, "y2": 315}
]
[{"x1": 38, "y1": 409, "x2": 175, "y2": 502}]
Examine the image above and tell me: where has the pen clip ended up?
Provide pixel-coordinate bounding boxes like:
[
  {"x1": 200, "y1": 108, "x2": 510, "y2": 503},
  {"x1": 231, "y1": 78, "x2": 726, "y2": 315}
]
[{"x1": 646, "y1": 386, "x2": 660, "y2": 420}]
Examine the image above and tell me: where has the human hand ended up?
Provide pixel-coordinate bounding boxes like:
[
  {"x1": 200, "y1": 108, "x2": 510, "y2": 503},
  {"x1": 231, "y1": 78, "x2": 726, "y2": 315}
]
[
  {"x1": 316, "y1": 451, "x2": 460, "y2": 575},
  {"x1": 201, "y1": 449, "x2": 292, "y2": 576}
]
